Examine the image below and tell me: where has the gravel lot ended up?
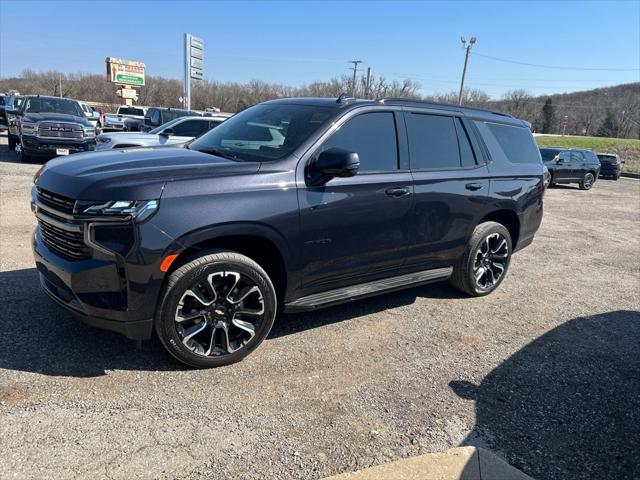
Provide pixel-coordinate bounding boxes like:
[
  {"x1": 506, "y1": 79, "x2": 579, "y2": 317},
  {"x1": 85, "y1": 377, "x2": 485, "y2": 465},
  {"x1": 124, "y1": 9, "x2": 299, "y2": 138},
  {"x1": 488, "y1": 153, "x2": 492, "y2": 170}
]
[{"x1": 0, "y1": 132, "x2": 638, "y2": 480}]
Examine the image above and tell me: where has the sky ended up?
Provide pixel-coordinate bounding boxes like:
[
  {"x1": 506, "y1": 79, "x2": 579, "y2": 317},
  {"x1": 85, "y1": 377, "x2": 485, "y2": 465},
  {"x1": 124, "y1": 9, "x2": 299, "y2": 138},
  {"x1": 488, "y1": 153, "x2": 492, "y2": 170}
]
[{"x1": 1, "y1": 0, "x2": 639, "y2": 99}]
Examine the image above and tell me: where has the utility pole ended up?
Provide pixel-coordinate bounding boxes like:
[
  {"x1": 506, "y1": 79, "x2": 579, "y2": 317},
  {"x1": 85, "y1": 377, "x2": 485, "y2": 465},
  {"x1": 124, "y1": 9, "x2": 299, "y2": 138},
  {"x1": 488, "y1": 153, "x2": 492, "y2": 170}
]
[
  {"x1": 365, "y1": 67, "x2": 372, "y2": 99},
  {"x1": 349, "y1": 60, "x2": 363, "y2": 97},
  {"x1": 184, "y1": 33, "x2": 191, "y2": 110},
  {"x1": 458, "y1": 36, "x2": 476, "y2": 105}
]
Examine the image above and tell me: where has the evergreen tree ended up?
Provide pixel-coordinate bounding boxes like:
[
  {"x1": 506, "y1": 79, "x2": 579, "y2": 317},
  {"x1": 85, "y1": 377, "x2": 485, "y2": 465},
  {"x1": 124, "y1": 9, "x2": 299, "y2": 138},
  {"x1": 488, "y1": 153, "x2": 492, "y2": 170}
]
[
  {"x1": 541, "y1": 97, "x2": 555, "y2": 134},
  {"x1": 597, "y1": 110, "x2": 620, "y2": 138}
]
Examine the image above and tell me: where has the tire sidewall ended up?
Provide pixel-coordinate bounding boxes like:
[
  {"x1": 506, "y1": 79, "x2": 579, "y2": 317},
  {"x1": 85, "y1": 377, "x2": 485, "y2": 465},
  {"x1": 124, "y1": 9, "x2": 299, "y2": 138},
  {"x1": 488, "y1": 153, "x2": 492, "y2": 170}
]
[
  {"x1": 468, "y1": 223, "x2": 513, "y2": 296},
  {"x1": 156, "y1": 255, "x2": 277, "y2": 368},
  {"x1": 581, "y1": 173, "x2": 594, "y2": 190}
]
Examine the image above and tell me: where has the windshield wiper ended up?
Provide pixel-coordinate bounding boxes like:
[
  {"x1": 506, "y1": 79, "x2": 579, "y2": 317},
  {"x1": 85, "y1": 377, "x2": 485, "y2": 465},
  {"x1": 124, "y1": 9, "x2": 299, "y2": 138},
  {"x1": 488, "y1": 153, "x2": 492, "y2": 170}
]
[{"x1": 193, "y1": 147, "x2": 240, "y2": 161}]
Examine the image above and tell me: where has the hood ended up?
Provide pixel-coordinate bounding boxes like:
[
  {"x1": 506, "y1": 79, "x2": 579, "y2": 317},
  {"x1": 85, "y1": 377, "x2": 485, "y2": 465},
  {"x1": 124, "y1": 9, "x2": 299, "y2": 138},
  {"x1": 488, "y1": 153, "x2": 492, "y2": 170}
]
[
  {"x1": 35, "y1": 147, "x2": 261, "y2": 201},
  {"x1": 23, "y1": 112, "x2": 91, "y2": 126}
]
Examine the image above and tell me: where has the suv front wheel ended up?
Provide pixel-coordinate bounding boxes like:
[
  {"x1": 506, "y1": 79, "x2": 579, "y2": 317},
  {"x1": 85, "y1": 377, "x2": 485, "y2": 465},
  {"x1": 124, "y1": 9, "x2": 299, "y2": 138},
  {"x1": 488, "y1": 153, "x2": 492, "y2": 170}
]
[
  {"x1": 155, "y1": 250, "x2": 277, "y2": 368},
  {"x1": 450, "y1": 221, "x2": 512, "y2": 297}
]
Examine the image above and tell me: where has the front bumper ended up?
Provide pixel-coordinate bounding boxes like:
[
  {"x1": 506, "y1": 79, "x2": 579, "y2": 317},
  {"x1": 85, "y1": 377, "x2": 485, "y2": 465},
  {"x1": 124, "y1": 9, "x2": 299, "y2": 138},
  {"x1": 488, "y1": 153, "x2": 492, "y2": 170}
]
[
  {"x1": 33, "y1": 228, "x2": 154, "y2": 339},
  {"x1": 22, "y1": 136, "x2": 96, "y2": 156}
]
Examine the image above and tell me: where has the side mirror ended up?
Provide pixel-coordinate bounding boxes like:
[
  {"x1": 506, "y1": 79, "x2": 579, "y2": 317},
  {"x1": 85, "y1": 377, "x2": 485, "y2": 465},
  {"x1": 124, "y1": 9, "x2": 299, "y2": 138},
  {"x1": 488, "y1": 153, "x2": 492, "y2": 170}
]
[
  {"x1": 160, "y1": 128, "x2": 174, "y2": 137},
  {"x1": 308, "y1": 147, "x2": 360, "y2": 186}
]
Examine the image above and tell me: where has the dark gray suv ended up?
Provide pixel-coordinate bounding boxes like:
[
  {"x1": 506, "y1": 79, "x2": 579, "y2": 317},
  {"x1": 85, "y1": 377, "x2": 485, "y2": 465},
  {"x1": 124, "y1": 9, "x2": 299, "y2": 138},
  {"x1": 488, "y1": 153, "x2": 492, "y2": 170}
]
[{"x1": 32, "y1": 96, "x2": 544, "y2": 368}]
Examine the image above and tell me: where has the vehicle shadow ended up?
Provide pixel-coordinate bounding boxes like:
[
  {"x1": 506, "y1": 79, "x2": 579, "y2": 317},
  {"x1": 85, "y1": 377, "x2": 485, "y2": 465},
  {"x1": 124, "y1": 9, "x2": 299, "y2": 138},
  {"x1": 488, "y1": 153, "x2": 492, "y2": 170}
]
[
  {"x1": 0, "y1": 267, "x2": 465, "y2": 377},
  {"x1": 450, "y1": 310, "x2": 640, "y2": 480}
]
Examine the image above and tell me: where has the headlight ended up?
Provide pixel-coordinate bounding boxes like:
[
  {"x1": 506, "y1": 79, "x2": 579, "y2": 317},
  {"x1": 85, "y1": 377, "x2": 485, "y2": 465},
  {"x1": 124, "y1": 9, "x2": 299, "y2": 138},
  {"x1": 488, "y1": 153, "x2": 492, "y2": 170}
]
[
  {"x1": 96, "y1": 136, "x2": 111, "y2": 144},
  {"x1": 81, "y1": 200, "x2": 159, "y2": 222},
  {"x1": 84, "y1": 127, "x2": 96, "y2": 138},
  {"x1": 22, "y1": 122, "x2": 37, "y2": 134}
]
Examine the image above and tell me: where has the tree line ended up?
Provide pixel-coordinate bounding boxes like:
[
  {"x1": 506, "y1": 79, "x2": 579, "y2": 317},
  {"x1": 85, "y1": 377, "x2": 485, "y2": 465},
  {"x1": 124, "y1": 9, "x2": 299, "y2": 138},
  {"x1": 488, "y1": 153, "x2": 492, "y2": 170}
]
[{"x1": 1, "y1": 69, "x2": 638, "y2": 139}]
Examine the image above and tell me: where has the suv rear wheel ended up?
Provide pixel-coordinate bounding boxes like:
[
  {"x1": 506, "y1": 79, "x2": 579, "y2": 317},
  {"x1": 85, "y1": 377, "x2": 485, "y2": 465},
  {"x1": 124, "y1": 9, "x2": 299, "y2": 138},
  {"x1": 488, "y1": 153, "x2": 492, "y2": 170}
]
[
  {"x1": 579, "y1": 172, "x2": 595, "y2": 190},
  {"x1": 155, "y1": 250, "x2": 277, "y2": 368},
  {"x1": 450, "y1": 221, "x2": 512, "y2": 297}
]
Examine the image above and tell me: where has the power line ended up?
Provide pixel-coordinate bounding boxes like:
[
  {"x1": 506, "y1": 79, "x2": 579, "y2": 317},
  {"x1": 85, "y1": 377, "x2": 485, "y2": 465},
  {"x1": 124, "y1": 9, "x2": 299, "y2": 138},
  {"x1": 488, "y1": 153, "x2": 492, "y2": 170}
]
[{"x1": 472, "y1": 52, "x2": 640, "y2": 72}]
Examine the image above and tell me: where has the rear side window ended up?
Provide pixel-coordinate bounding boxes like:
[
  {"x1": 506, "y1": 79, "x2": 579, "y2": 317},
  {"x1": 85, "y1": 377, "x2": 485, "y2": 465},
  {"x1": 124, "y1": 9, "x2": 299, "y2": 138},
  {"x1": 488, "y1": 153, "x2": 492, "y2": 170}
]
[
  {"x1": 406, "y1": 113, "x2": 460, "y2": 169},
  {"x1": 321, "y1": 112, "x2": 398, "y2": 173},
  {"x1": 485, "y1": 123, "x2": 541, "y2": 164}
]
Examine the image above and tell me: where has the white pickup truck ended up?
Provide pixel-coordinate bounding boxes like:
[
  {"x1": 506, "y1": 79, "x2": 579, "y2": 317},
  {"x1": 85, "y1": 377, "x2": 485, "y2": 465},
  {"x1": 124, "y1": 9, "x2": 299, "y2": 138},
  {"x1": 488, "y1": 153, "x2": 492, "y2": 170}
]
[{"x1": 103, "y1": 106, "x2": 147, "y2": 132}]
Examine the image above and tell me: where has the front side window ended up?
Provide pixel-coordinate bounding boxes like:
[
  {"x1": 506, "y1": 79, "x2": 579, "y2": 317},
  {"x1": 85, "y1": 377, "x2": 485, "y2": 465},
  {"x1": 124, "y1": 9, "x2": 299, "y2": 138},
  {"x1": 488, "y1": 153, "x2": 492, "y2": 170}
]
[
  {"x1": 190, "y1": 104, "x2": 334, "y2": 162},
  {"x1": 320, "y1": 112, "x2": 398, "y2": 173},
  {"x1": 172, "y1": 119, "x2": 209, "y2": 137},
  {"x1": 406, "y1": 113, "x2": 460, "y2": 169}
]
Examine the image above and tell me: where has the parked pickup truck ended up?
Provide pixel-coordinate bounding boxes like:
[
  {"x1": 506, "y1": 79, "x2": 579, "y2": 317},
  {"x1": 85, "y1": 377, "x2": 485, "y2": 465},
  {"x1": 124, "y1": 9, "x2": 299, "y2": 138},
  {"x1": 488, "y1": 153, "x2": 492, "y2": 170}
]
[
  {"x1": 103, "y1": 106, "x2": 147, "y2": 132},
  {"x1": 12, "y1": 95, "x2": 96, "y2": 162},
  {"x1": 96, "y1": 114, "x2": 230, "y2": 150},
  {"x1": 31, "y1": 96, "x2": 544, "y2": 368}
]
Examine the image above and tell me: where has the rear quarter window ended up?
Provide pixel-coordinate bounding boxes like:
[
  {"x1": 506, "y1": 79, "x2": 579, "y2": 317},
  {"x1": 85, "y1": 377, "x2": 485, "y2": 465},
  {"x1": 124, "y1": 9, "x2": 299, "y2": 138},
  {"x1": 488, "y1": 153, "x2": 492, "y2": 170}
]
[{"x1": 484, "y1": 122, "x2": 541, "y2": 164}]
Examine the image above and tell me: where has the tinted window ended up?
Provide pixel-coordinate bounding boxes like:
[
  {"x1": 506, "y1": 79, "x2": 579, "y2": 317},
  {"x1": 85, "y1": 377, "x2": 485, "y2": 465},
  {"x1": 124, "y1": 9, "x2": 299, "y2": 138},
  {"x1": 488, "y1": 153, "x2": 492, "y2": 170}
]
[
  {"x1": 209, "y1": 120, "x2": 224, "y2": 130},
  {"x1": 571, "y1": 151, "x2": 584, "y2": 163},
  {"x1": 147, "y1": 109, "x2": 160, "y2": 126},
  {"x1": 540, "y1": 148, "x2": 561, "y2": 162},
  {"x1": 190, "y1": 104, "x2": 334, "y2": 162},
  {"x1": 455, "y1": 118, "x2": 477, "y2": 167},
  {"x1": 406, "y1": 113, "x2": 460, "y2": 169},
  {"x1": 172, "y1": 119, "x2": 209, "y2": 137},
  {"x1": 321, "y1": 112, "x2": 398, "y2": 173},
  {"x1": 118, "y1": 107, "x2": 144, "y2": 116},
  {"x1": 584, "y1": 151, "x2": 600, "y2": 165},
  {"x1": 486, "y1": 123, "x2": 541, "y2": 164}
]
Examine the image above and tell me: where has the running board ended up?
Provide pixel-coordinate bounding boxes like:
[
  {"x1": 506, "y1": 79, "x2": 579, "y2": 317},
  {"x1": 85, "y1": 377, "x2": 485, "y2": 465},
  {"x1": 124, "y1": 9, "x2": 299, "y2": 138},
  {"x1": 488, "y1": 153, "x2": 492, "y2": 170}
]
[{"x1": 284, "y1": 267, "x2": 453, "y2": 313}]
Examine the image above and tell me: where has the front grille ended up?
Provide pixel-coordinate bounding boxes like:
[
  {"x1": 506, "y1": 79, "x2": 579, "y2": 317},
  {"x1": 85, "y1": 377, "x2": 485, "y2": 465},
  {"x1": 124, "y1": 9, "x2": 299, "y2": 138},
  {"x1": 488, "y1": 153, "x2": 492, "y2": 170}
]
[
  {"x1": 38, "y1": 122, "x2": 84, "y2": 139},
  {"x1": 36, "y1": 188, "x2": 91, "y2": 261},
  {"x1": 38, "y1": 218, "x2": 91, "y2": 260},
  {"x1": 37, "y1": 188, "x2": 76, "y2": 214}
]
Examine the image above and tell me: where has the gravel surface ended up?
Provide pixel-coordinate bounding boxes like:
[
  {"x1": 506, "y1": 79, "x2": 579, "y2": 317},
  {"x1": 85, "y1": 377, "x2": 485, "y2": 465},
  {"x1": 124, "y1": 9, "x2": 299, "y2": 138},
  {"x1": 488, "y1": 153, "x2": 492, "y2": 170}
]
[{"x1": 0, "y1": 132, "x2": 638, "y2": 480}]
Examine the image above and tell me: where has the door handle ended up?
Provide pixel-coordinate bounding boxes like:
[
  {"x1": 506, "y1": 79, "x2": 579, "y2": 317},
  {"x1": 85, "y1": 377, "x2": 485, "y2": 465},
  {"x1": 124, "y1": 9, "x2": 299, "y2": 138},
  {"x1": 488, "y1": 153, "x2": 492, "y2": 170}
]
[
  {"x1": 385, "y1": 186, "x2": 411, "y2": 197},
  {"x1": 465, "y1": 183, "x2": 483, "y2": 191}
]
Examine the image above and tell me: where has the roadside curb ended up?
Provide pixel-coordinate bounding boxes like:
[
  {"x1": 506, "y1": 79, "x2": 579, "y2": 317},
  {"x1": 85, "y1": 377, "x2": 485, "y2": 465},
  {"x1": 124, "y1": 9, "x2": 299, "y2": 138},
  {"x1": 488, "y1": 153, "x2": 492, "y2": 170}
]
[
  {"x1": 621, "y1": 172, "x2": 640, "y2": 179},
  {"x1": 323, "y1": 447, "x2": 533, "y2": 480}
]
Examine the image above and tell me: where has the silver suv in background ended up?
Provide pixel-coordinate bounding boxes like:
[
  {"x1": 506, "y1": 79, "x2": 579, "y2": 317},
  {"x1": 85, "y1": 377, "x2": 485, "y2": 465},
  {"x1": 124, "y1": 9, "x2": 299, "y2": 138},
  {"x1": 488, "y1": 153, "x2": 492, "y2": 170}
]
[{"x1": 96, "y1": 114, "x2": 230, "y2": 150}]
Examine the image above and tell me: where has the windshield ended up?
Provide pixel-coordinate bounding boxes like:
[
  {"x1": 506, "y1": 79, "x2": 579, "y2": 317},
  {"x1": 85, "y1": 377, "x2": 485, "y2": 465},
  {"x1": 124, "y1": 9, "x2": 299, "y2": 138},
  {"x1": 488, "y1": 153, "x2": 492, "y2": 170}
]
[
  {"x1": 118, "y1": 107, "x2": 145, "y2": 116},
  {"x1": 24, "y1": 97, "x2": 83, "y2": 116},
  {"x1": 189, "y1": 104, "x2": 334, "y2": 162},
  {"x1": 540, "y1": 149, "x2": 561, "y2": 161}
]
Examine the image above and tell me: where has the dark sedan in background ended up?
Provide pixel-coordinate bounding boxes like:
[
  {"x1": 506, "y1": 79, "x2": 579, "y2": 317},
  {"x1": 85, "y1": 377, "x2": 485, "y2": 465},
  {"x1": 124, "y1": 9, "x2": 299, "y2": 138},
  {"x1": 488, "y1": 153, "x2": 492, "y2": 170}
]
[{"x1": 596, "y1": 153, "x2": 623, "y2": 180}]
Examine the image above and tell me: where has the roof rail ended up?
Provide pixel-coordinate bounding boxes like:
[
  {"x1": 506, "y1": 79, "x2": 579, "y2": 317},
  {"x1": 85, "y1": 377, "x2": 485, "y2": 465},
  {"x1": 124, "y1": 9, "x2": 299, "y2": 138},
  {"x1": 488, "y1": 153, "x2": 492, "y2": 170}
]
[{"x1": 379, "y1": 97, "x2": 514, "y2": 118}]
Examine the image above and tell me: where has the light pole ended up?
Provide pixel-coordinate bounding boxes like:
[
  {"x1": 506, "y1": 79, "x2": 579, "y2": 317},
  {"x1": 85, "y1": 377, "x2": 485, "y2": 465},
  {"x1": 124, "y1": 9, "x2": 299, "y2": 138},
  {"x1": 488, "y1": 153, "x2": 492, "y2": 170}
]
[
  {"x1": 458, "y1": 36, "x2": 476, "y2": 105},
  {"x1": 349, "y1": 60, "x2": 363, "y2": 97}
]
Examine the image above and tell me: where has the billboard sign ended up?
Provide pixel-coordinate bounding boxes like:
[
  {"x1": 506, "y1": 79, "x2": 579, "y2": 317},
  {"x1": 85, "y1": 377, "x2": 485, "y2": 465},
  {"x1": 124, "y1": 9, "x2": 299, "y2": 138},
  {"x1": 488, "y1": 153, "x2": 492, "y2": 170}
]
[
  {"x1": 106, "y1": 58, "x2": 146, "y2": 86},
  {"x1": 188, "y1": 35, "x2": 204, "y2": 80}
]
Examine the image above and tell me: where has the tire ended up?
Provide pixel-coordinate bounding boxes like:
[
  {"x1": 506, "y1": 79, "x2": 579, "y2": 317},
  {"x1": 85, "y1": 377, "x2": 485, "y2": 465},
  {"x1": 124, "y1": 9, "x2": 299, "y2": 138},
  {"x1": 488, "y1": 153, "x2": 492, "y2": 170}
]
[
  {"x1": 579, "y1": 172, "x2": 595, "y2": 190},
  {"x1": 155, "y1": 250, "x2": 277, "y2": 368},
  {"x1": 17, "y1": 144, "x2": 31, "y2": 163},
  {"x1": 450, "y1": 221, "x2": 512, "y2": 297},
  {"x1": 8, "y1": 135, "x2": 16, "y2": 150}
]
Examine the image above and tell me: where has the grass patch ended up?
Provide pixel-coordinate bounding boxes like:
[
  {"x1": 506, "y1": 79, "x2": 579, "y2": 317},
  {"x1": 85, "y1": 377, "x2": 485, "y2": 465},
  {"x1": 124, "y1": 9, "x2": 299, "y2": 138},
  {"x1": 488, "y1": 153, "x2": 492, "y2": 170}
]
[{"x1": 535, "y1": 135, "x2": 640, "y2": 174}]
